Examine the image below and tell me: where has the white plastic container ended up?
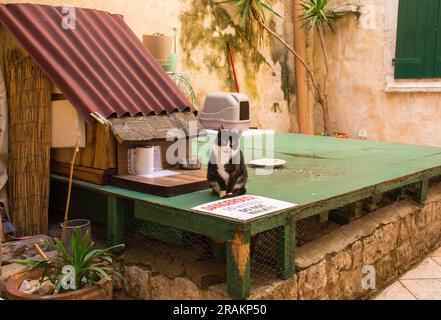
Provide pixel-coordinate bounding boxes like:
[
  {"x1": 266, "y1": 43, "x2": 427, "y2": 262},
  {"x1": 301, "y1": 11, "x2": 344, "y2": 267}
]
[{"x1": 198, "y1": 93, "x2": 251, "y2": 130}]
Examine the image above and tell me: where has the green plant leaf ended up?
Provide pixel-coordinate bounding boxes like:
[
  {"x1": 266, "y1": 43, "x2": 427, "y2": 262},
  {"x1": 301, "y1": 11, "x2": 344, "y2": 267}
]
[{"x1": 13, "y1": 227, "x2": 124, "y2": 295}]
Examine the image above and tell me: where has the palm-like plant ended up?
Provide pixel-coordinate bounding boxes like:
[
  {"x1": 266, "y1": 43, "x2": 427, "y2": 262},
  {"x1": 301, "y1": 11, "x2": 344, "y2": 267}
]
[
  {"x1": 301, "y1": 0, "x2": 342, "y2": 135},
  {"x1": 218, "y1": 0, "x2": 341, "y2": 135},
  {"x1": 14, "y1": 229, "x2": 124, "y2": 295}
]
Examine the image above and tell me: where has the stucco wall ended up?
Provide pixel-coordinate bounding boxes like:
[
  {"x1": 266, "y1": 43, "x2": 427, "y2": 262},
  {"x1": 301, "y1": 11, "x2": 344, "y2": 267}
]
[
  {"x1": 3, "y1": 0, "x2": 440, "y2": 146},
  {"x1": 0, "y1": 0, "x2": 298, "y2": 132},
  {"x1": 313, "y1": 0, "x2": 441, "y2": 147}
]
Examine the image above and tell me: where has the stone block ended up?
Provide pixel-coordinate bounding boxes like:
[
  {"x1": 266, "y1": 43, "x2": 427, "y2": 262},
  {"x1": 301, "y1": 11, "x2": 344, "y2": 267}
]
[
  {"x1": 380, "y1": 222, "x2": 399, "y2": 254},
  {"x1": 339, "y1": 267, "x2": 365, "y2": 300},
  {"x1": 363, "y1": 229, "x2": 383, "y2": 265},
  {"x1": 426, "y1": 220, "x2": 441, "y2": 250},
  {"x1": 416, "y1": 207, "x2": 429, "y2": 229},
  {"x1": 251, "y1": 276, "x2": 297, "y2": 300},
  {"x1": 151, "y1": 275, "x2": 202, "y2": 300},
  {"x1": 395, "y1": 240, "x2": 414, "y2": 271},
  {"x1": 325, "y1": 250, "x2": 353, "y2": 299},
  {"x1": 375, "y1": 253, "x2": 398, "y2": 288},
  {"x1": 398, "y1": 213, "x2": 417, "y2": 244},
  {"x1": 204, "y1": 284, "x2": 230, "y2": 300},
  {"x1": 297, "y1": 260, "x2": 327, "y2": 300},
  {"x1": 185, "y1": 260, "x2": 226, "y2": 290},
  {"x1": 351, "y1": 240, "x2": 364, "y2": 269},
  {"x1": 123, "y1": 266, "x2": 152, "y2": 300}
]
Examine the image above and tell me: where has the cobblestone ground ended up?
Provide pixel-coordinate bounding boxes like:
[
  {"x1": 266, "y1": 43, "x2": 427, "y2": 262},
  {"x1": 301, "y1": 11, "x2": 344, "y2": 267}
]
[{"x1": 375, "y1": 245, "x2": 441, "y2": 300}]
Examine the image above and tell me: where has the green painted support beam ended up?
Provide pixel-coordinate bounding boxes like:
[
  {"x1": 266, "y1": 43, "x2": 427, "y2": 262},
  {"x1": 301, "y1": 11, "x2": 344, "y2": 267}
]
[
  {"x1": 134, "y1": 202, "x2": 241, "y2": 241},
  {"x1": 416, "y1": 179, "x2": 429, "y2": 204},
  {"x1": 276, "y1": 222, "x2": 295, "y2": 279},
  {"x1": 226, "y1": 230, "x2": 251, "y2": 300},
  {"x1": 352, "y1": 201, "x2": 363, "y2": 219},
  {"x1": 319, "y1": 212, "x2": 329, "y2": 223},
  {"x1": 107, "y1": 195, "x2": 126, "y2": 248}
]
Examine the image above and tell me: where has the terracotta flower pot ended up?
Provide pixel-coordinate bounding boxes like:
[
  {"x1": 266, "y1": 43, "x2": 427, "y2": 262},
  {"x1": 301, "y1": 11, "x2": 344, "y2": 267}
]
[
  {"x1": 334, "y1": 132, "x2": 349, "y2": 139},
  {"x1": 142, "y1": 34, "x2": 173, "y2": 63},
  {"x1": 6, "y1": 268, "x2": 113, "y2": 300}
]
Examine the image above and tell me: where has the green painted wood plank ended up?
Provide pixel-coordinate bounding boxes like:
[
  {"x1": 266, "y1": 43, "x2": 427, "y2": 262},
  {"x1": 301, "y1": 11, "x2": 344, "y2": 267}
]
[
  {"x1": 107, "y1": 196, "x2": 126, "y2": 248},
  {"x1": 226, "y1": 230, "x2": 251, "y2": 299},
  {"x1": 131, "y1": 219, "x2": 188, "y2": 247},
  {"x1": 276, "y1": 223, "x2": 295, "y2": 279},
  {"x1": 416, "y1": 179, "x2": 429, "y2": 204},
  {"x1": 134, "y1": 202, "x2": 242, "y2": 241}
]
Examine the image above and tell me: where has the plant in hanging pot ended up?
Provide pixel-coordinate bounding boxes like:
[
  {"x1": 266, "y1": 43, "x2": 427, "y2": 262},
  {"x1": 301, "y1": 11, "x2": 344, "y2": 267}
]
[
  {"x1": 5, "y1": 229, "x2": 124, "y2": 300},
  {"x1": 143, "y1": 32, "x2": 173, "y2": 67}
]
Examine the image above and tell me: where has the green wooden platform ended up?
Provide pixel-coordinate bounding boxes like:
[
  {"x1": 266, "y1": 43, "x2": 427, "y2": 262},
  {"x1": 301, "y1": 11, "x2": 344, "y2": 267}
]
[{"x1": 50, "y1": 133, "x2": 441, "y2": 299}]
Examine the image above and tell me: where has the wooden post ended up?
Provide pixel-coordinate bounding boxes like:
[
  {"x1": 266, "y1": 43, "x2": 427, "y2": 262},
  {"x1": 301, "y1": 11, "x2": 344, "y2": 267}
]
[
  {"x1": 416, "y1": 179, "x2": 429, "y2": 204},
  {"x1": 226, "y1": 230, "x2": 251, "y2": 300},
  {"x1": 60, "y1": 135, "x2": 81, "y2": 241},
  {"x1": 352, "y1": 201, "x2": 363, "y2": 219},
  {"x1": 107, "y1": 195, "x2": 125, "y2": 248},
  {"x1": 276, "y1": 221, "x2": 295, "y2": 279},
  {"x1": 319, "y1": 211, "x2": 329, "y2": 223}
]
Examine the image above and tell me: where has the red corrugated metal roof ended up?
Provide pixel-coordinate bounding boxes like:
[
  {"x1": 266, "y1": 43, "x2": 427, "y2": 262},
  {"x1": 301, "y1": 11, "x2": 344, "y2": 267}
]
[{"x1": 0, "y1": 3, "x2": 194, "y2": 122}]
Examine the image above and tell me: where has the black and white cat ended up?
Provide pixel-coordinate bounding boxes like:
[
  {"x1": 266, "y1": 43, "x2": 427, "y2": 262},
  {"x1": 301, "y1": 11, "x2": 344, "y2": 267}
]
[{"x1": 207, "y1": 128, "x2": 248, "y2": 199}]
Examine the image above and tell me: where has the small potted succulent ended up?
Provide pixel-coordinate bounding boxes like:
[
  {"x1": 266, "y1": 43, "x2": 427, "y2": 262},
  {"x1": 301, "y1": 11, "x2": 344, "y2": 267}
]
[{"x1": 5, "y1": 229, "x2": 124, "y2": 300}]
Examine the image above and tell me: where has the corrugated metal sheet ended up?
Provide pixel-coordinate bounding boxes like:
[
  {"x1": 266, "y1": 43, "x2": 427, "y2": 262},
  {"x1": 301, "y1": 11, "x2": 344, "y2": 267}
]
[{"x1": 0, "y1": 3, "x2": 194, "y2": 122}]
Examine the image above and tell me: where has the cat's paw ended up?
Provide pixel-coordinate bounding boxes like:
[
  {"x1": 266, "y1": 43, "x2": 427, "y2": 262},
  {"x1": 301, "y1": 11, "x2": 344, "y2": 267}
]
[{"x1": 219, "y1": 191, "x2": 227, "y2": 199}]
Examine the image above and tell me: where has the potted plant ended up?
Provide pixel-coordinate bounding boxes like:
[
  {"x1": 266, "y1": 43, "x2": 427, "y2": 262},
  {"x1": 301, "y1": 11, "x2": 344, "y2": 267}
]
[
  {"x1": 142, "y1": 32, "x2": 173, "y2": 65},
  {"x1": 5, "y1": 229, "x2": 124, "y2": 300}
]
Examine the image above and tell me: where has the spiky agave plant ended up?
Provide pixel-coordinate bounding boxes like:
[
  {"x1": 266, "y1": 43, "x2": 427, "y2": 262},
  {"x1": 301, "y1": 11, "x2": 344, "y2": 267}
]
[
  {"x1": 219, "y1": 0, "x2": 281, "y2": 44},
  {"x1": 13, "y1": 229, "x2": 125, "y2": 295}
]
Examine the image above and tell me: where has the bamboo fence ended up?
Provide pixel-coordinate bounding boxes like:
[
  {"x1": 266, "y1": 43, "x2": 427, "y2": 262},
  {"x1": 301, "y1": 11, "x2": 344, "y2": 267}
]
[{"x1": 3, "y1": 48, "x2": 51, "y2": 236}]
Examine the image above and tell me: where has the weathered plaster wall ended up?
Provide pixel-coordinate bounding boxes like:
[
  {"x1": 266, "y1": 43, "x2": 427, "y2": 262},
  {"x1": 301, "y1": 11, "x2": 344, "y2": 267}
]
[
  {"x1": 0, "y1": 0, "x2": 298, "y2": 132},
  {"x1": 312, "y1": 0, "x2": 441, "y2": 147}
]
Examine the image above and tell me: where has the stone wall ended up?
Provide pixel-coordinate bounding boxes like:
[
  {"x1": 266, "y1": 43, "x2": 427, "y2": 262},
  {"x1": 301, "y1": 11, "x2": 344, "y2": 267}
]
[{"x1": 119, "y1": 183, "x2": 441, "y2": 300}]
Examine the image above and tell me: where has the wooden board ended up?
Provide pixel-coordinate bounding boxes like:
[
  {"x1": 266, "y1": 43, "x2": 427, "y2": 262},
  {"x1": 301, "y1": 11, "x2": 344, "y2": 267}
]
[
  {"x1": 111, "y1": 169, "x2": 209, "y2": 197},
  {"x1": 51, "y1": 161, "x2": 117, "y2": 185},
  {"x1": 109, "y1": 112, "x2": 204, "y2": 144},
  {"x1": 51, "y1": 121, "x2": 117, "y2": 170}
]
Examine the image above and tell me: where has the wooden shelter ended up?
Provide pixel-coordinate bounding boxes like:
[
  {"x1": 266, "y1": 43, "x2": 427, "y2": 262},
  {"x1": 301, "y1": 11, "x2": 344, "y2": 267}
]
[{"x1": 0, "y1": 3, "x2": 204, "y2": 235}]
